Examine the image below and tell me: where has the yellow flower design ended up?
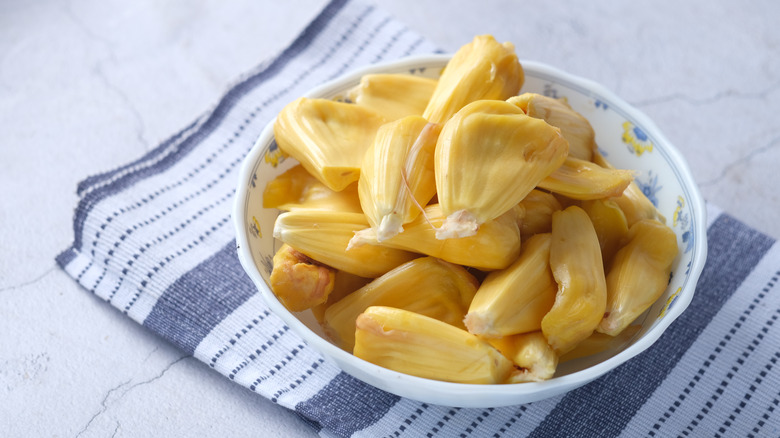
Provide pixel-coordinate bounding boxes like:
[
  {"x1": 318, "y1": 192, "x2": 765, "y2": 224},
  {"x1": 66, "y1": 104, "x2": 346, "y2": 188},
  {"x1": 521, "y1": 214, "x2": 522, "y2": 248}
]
[
  {"x1": 673, "y1": 196, "x2": 694, "y2": 254},
  {"x1": 658, "y1": 287, "x2": 682, "y2": 319},
  {"x1": 250, "y1": 215, "x2": 262, "y2": 238},
  {"x1": 673, "y1": 196, "x2": 685, "y2": 227},
  {"x1": 264, "y1": 142, "x2": 285, "y2": 167},
  {"x1": 622, "y1": 121, "x2": 654, "y2": 156}
]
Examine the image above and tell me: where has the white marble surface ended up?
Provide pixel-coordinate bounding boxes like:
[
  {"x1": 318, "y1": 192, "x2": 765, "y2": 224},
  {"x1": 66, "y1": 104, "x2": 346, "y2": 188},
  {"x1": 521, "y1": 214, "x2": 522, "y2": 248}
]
[{"x1": 1, "y1": 0, "x2": 778, "y2": 436}]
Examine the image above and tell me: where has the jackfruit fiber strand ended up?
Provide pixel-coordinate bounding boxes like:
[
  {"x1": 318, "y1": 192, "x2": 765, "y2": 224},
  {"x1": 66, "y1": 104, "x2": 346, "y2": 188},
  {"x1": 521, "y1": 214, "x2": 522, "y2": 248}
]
[{"x1": 358, "y1": 116, "x2": 441, "y2": 241}]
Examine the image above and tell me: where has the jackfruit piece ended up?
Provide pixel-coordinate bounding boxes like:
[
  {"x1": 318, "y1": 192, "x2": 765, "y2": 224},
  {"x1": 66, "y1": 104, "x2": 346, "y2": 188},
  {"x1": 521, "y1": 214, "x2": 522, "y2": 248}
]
[
  {"x1": 488, "y1": 332, "x2": 558, "y2": 383},
  {"x1": 559, "y1": 324, "x2": 641, "y2": 363},
  {"x1": 542, "y1": 206, "x2": 607, "y2": 354},
  {"x1": 518, "y1": 189, "x2": 562, "y2": 241},
  {"x1": 598, "y1": 219, "x2": 679, "y2": 336},
  {"x1": 581, "y1": 198, "x2": 629, "y2": 268},
  {"x1": 273, "y1": 97, "x2": 386, "y2": 191},
  {"x1": 423, "y1": 34, "x2": 523, "y2": 124},
  {"x1": 464, "y1": 233, "x2": 556, "y2": 337},
  {"x1": 615, "y1": 182, "x2": 666, "y2": 227},
  {"x1": 538, "y1": 157, "x2": 633, "y2": 200},
  {"x1": 323, "y1": 257, "x2": 478, "y2": 351},
  {"x1": 616, "y1": 181, "x2": 667, "y2": 226},
  {"x1": 354, "y1": 306, "x2": 514, "y2": 384},
  {"x1": 311, "y1": 270, "x2": 372, "y2": 324},
  {"x1": 508, "y1": 93, "x2": 596, "y2": 161},
  {"x1": 434, "y1": 99, "x2": 568, "y2": 239},
  {"x1": 262, "y1": 164, "x2": 362, "y2": 213},
  {"x1": 592, "y1": 151, "x2": 666, "y2": 226},
  {"x1": 273, "y1": 209, "x2": 418, "y2": 278},
  {"x1": 349, "y1": 204, "x2": 522, "y2": 271},
  {"x1": 347, "y1": 73, "x2": 438, "y2": 121},
  {"x1": 268, "y1": 244, "x2": 336, "y2": 312},
  {"x1": 358, "y1": 116, "x2": 441, "y2": 241}
]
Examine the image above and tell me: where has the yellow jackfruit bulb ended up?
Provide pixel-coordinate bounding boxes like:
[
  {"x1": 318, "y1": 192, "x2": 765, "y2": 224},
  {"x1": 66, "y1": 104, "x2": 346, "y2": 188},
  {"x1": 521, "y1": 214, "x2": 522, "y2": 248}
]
[
  {"x1": 598, "y1": 219, "x2": 679, "y2": 336},
  {"x1": 311, "y1": 270, "x2": 372, "y2": 324},
  {"x1": 358, "y1": 116, "x2": 441, "y2": 241},
  {"x1": 465, "y1": 233, "x2": 557, "y2": 337},
  {"x1": 269, "y1": 244, "x2": 336, "y2": 312},
  {"x1": 592, "y1": 151, "x2": 666, "y2": 225},
  {"x1": 559, "y1": 324, "x2": 641, "y2": 363},
  {"x1": 273, "y1": 97, "x2": 387, "y2": 191},
  {"x1": 423, "y1": 35, "x2": 523, "y2": 124},
  {"x1": 581, "y1": 198, "x2": 629, "y2": 268},
  {"x1": 349, "y1": 204, "x2": 522, "y2": 271},
  {"x1": 262, "y1": 164, "x2": 362, "y2": 213},
  {"x1": 538, "y1": 156, "x2": 634, "y2": 200},
  {"x1": 354, "y1": 306, "x2": 514, "y2": 384},
  {"x1": 347, "y1": 73, "x2": 438, "y2": 121},
  {"x1": 615, "y1": 182, "x2": 666, "y2": 226},
  {"x1": 273, "y1": 209, "x2": 418, "y2": 278},
  {"x1": 508, "y1": 93, "x2": 596, "y2": 161},
  {"x1": 323, "y1": 257, "x2": 478, "y2": 351},
  {"x1": 542, "y1": 206, "x2": 607, "y2": 354},
  {"x1": 488, "y1": 332, "x2": 558, "y2": 383},
  {"x1": 434, "y1": 100, "x2": 569, "y2": 239},
  {"x1": 518, "y1": 189, "x2": 563, "y2": 241}
]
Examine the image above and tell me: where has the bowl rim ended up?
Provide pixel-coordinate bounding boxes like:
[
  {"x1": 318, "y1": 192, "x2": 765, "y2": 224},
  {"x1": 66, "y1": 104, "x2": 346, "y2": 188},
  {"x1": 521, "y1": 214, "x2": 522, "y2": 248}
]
[{"x1": 232, "y1": 54, "x2": 709, "y2": 406}]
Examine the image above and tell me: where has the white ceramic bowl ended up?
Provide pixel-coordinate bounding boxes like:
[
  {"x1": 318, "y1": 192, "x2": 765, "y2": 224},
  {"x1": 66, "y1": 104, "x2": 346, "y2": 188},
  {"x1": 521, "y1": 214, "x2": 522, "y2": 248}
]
[{"x1": 233, "y1": 54, "x2": 708, "y2": 407}]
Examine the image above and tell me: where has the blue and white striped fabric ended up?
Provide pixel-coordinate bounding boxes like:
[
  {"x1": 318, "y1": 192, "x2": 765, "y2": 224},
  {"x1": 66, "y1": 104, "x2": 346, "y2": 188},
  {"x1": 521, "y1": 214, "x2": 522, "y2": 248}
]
[{"x1": 57, "y1": 0, "x2": 780, "y2": 436}]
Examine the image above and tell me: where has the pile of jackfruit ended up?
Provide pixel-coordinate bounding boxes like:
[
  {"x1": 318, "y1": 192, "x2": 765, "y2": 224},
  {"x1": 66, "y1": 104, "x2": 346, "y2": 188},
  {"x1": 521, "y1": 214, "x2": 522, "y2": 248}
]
[{"x1": 263, "y1": 35, "x2": 678, "y2": 384}]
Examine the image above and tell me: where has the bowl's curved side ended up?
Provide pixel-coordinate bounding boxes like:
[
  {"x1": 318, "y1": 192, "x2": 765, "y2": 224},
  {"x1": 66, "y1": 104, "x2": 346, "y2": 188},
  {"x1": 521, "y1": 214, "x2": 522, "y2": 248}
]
[{"x1": 232, "y1": 55, "x2": 709, "y2": 407}]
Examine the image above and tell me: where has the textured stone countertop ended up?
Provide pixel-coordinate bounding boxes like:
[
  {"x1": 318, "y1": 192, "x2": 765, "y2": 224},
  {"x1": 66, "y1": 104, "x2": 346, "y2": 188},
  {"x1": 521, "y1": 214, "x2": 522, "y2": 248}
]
[{"x1": 2, "y1": 1, "x2": 778, "y2": 436}]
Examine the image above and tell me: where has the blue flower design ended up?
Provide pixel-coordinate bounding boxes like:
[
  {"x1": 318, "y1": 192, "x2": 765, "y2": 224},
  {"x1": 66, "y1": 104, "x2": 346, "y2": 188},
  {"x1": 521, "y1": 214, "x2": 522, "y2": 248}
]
[
  {"x1": 634, "y1": 171, "x2": 662, "y2": 208},
  {"x1": 260, "y1": 253, "x2": 274, "y2": 276},
  {"x1": 673, "y1": 196, "x2": 694, "y2": 254},
  {"x1": 249, "y1": 216, "x2": 262, "y2": 239},
  {"x1": 264, "y1": 140, "x2": 284, "y2": 167},
  {"x1": 632, "y1": 125, "x2": 648, "y2": 142}
]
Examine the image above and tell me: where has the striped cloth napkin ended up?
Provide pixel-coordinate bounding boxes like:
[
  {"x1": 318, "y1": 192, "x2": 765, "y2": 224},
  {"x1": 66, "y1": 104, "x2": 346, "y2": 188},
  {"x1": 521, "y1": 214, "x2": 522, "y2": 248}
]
[{"x1": 57, "y1": 0, "x2": 780, "y2": 436}]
